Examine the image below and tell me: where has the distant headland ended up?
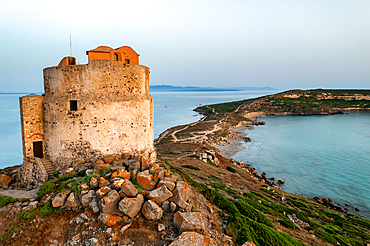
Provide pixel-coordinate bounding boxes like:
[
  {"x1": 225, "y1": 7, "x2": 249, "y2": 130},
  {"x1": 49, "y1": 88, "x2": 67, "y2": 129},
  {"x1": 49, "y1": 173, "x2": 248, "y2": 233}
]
[{"x1": 150, "y1": 84, "x2": 276, "y2": 92}]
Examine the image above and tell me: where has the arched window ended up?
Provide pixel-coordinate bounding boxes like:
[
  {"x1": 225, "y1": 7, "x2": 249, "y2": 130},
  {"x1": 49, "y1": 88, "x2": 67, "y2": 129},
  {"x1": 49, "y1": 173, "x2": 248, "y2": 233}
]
[{"x1": 114, "y1": 54, "x2": 119, "y2": 61}]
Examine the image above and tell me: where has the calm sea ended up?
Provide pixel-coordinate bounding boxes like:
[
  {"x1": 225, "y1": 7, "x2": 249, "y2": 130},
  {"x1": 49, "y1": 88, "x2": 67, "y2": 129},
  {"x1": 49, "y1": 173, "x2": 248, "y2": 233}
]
[
  {"x1": 0, "y1": 90, "x2": 275, "y2": 168},
  {"x1": 234, "y1": 111, "x2": 370, "y2": 219}
]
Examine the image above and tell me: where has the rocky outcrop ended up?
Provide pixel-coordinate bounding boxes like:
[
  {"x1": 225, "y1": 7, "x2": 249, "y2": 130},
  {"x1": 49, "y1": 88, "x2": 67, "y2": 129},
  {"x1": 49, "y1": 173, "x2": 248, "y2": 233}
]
[{"x1": 0, "y1": 174, "x2": 12, "y2": 188}]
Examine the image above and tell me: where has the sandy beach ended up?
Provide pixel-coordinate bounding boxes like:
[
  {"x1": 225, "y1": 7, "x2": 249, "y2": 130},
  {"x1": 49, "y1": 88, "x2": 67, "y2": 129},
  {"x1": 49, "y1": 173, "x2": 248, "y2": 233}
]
[{"x1": 213, "y1": 125, "x2": 251, "y2": 159}]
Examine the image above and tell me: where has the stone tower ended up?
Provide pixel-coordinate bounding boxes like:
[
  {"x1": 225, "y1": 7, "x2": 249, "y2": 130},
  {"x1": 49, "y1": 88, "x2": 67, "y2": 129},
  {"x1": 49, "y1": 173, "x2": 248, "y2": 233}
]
[{"x1": 20, "y1": 45, "x2": 156, "y2": 167}]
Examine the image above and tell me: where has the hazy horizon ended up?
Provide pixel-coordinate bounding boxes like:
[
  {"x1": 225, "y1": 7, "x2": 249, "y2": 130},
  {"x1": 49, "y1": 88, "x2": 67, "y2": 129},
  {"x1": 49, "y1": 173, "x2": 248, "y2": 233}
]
[{"x1": 1, "y1": 0, "x2": 369, "y2": 92}]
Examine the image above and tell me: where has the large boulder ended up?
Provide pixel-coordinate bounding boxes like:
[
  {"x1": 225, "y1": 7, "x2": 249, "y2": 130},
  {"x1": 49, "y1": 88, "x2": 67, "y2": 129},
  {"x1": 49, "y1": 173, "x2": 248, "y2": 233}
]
[
  {"x1": 64, "y1": 192, "x2": 81, "y2": 209},
  {"x1": 118, "y1": 194, "x2": 144, "y2": 218},
  {"x1": 141, "y1": 200, "x2": 163, "y2": 221},
  {"x1": 120, "y1": 179, "x2": 138, "y2": 197},
  {"x1": 147, "y1": 185, "x2": 173, "y2": 205},
  {"x1": 169, "y1": 232, "x2": 215, "y2": 246},
  {"x1": 52, "y1": 190, "x2": 71, "y2": 208},
  {"x1": 170, "y1": 181, "x2": 191, "y2": 209},
  {"x1": 0, "y1": 174, "x2": 12, "y2": 188},
  {"x1": 136, "y1": 170, "x2": 157, "y2": 190},
  {"x1": 99, "y1": 190, "x2": 122, "y2": 216},
  {"x1": 173, "y1": 212, "x2": 205, "y2": 234}
]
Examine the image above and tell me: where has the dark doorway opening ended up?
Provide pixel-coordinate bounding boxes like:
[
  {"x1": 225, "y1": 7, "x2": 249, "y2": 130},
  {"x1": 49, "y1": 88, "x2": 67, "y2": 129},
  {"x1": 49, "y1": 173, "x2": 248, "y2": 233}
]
[
  {"x1": 114, "y1": 54, "x2": 119, "y2": 61},
  {"x1": 125, "y1": 59, "x2": 130, "y2": 65},
  {"x1": 70, "y1": 100, "x2": 77, "y2": 111},
  {"x1": 33, "y1": 141, "x2": 43, "y2": 158}
]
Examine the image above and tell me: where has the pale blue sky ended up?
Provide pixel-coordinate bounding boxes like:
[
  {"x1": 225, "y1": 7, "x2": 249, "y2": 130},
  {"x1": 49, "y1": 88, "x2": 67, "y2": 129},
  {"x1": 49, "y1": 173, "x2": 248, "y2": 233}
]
[{"x1": 0, "y1": 0, "x2": 369, "y2": 92}]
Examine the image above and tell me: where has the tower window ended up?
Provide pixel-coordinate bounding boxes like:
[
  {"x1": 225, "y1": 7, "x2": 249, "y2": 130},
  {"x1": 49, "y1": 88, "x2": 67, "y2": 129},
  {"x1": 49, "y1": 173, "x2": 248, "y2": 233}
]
[
  {"x1": 70, "y1": 100, "x2": 77, "y2": 111},
  {"x1": 114, "y1": 54, "x2": 119, "y2": 61},
  {"x1": 125, "y1": 59, "x2": 130, "y2": 65}
]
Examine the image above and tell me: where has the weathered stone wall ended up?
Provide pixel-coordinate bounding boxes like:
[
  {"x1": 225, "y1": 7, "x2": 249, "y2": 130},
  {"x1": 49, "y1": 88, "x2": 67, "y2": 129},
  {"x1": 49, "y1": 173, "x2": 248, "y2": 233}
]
[
  {"x1": 19, "y1": 157, "x2": 48, "y2": 189},
  {"x1": 43, "y1": 60, "x2": 155, "y2": 165},
  {"x1": 19, "y1": 95, "x2": 45, "y2": 158}
]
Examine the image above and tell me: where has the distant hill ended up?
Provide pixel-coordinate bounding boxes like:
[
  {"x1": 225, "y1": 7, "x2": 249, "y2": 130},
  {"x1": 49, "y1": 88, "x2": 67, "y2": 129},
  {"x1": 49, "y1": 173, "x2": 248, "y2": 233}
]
[{"x1": 150, "y1": 85, "x2": 276, "y2": 92}]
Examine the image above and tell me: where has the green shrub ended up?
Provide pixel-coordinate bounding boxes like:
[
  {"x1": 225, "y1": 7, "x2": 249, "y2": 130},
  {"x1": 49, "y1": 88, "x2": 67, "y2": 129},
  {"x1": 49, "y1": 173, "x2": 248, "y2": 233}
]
[
  {"x1": 210, "y1": 182, "x2": 226, "y2": 189},
  {"x1": 278, "y1": 219, "x2": 296, "y2": 229},
  {"x1": 58, "y1": 180, "x2": 74, "y2": 192},
  {"x1": 235, "y1": 201, "x2": 273, "y2": 227},
  {"x1": 182, "y1": 165, "x2": 200, "y2": 170},
  {"x1": 78, "y1": 169, "x2": 87, "y2": 176},
  {"x1": 101, "y1": 167, "x2": 111, "y2": 177},
  {"x1": 85, "y1": 173, "x2": 100, "y2": 186},
  {"x1": 57, "y1": 174, "x2": 77, "y2": 183},
  {"x1": 17, "y1": 209, "x2": 37, "y2": 222},
  {"x1": 0, "y1": 196, "x2": 17, "y2": 206},
  {"x1": 39, "y1": 201, "x2": 64, "y2": 217},
  {"x1": 227, "y1": 214, "x2": 306, "y2": 246},
  {"x1": 37, "y1": 181, "x2": 56, "y2": 199},
  {"x1": 208, "y1": 175, "x2": 221, "y2": 180},
  {"x1": 201, "y1": 188, "x2": 239, "y2": 215},
  {"x1": 52, "y1": 169, "x2": 61, "y2": 178},
  {"x1": 226, "y1": 166, "x2": 237, "y2": 173},
  {"x1": 21, "y1": 198, "x2": 30, "y2": 203}
]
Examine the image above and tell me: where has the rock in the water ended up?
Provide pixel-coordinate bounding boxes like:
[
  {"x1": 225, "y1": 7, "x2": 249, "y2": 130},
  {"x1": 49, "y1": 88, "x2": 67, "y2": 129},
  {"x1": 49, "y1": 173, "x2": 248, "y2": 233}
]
[
  {"x1": 173, "y1": 212, "x2": 205, "y2": 234},
  {"x1": 141, "y1": 200, "x2": 163, "y2": 221},
  {"x1": 136, "y1": 170, "x2": 157, "y2": 190},
  {"x1": 52, "y1": 190, "x2": 71, "y2": 208},
  {"x1": 120, "y1": 179, "x2": 138, "y2": 197},
  {"x1": 170, "y1": 181, "x2": 190, "y2": 209},
  {"x1": 97, "y1": 213, "x2": 122, "y2": 226},
  {"x1": 80, "y1": 190, "x2": 96, "y2": 207},
  {"x1": 118, "y1": 194, "x2": 144, "y2": 218},
  {"x1": 147, "y1": 185, "x2": 173, "y2": 204},
  {"x1": 0, "y1": 174, "x2": 12, "y2": 188},
  {"x1": 65, "y1": 192, "x2": 81, "y2": 208},
  {"x1": 169, "y1": 231, "x2": 215, "y2": 246},
  {"x1": 322, "y1": 197, "x2": 333, "y2": 206},
  {"x1": 99, "y1": 190, "x2": 122, "y2": 216}
]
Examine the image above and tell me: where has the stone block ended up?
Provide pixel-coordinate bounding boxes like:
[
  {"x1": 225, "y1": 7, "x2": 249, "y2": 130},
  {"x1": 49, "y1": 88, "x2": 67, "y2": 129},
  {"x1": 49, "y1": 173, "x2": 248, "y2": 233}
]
[
  {"x1": 136, "y1": 170, "x2": 156, "y2": 190},
  {"x1": 120, "y1": 179, "x2": 138, "y2": 197},
  {"x1": 141, "y1": 200, "x2": 163, "y2": 221},
  {"x1": 147, "y1": 185, "x2": 173, "y2": 205},
  {"x1": 173, "y1": 212, "x2": 205, "y2": 234},
  {"x1": 118, "y1": 194, "x2": 144, "y2": 218}
]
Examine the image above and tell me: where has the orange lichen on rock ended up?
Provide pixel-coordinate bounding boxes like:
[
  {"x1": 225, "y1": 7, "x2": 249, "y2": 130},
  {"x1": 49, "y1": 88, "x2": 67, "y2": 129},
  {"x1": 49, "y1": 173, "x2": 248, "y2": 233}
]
[
  {"x1": 111, "y1": 169, "x2": 130, "y2": 179},
  {"x1": 136, "y1": 170, "x2": 156, "y2": 190},
  {"x1": 94, "y1": 163, "x2": 110, "y2": 174},
  {"x1": 0, "y1": 174, "x2": 11, "y2": 187}
]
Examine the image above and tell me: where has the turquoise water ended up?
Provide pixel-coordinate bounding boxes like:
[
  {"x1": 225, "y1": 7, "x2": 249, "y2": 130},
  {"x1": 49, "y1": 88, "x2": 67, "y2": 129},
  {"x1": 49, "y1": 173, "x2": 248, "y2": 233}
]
[
  {"x1": 234, "y1": 111, "x2": 370, "y2": 219},
  {"x1": 0, "y1": 90, "x2": 275, "y2": 168}
]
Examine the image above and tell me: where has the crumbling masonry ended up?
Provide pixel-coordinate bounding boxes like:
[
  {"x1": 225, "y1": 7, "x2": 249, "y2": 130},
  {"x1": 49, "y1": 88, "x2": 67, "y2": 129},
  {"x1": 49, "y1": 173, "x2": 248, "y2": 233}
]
[{"x1": 19, "y1": 46, "x2": 156, "y2": 185}]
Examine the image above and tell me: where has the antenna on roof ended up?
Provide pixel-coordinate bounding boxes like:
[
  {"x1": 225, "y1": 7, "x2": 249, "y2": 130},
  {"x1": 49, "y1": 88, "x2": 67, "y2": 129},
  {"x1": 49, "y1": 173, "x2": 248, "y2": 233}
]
[{"x1": 70, "y1": 35, "x2": 72, "y2": 56}]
